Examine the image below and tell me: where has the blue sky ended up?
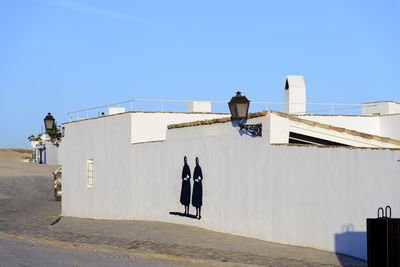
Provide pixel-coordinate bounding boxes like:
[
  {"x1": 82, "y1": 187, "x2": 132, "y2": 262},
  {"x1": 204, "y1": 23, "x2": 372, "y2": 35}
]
[{"x1": 1, "y1": 0, "x2": 399, "y2": 148}]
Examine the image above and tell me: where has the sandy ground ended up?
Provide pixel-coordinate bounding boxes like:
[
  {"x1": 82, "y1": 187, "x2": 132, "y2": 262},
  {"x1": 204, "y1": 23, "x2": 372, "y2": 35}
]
[
  {"x1": 0, "y1": 149, "x2": 367, "y2": 266},
  {"x1": 0, "y1": 148, "x2": 51, "y2": 179}
]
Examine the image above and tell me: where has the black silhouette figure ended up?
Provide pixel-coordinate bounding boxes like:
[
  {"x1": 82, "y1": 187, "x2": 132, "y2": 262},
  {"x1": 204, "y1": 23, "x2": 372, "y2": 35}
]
[
  {"x1": 180, "y1": 156, "x2": 191, "y2": 215},
  {"x1": 192, "y1": 157, "x2": 203, "y2": 219}
]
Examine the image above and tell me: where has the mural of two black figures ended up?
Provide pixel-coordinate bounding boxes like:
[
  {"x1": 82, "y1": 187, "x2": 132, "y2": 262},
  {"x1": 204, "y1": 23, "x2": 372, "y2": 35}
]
[{"x1": 171, "y1": 156, "x2": 203, "y2": 220}]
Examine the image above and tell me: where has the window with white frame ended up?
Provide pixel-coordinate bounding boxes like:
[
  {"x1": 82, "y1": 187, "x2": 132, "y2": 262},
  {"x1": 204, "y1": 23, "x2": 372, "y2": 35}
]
[{"x1": 87, "y1": 159, "x2": 94, "y2": 187}]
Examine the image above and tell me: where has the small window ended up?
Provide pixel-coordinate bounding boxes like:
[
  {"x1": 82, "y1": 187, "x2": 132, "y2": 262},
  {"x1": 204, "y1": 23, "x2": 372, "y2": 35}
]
[{"x1": 87, "y1": 159, "x2": 94, "y2": 187}]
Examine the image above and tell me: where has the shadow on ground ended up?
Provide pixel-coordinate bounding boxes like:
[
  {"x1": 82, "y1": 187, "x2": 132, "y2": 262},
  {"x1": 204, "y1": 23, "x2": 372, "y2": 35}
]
[
  {"x1": 169, "y1": 211, "x2": 198, "y2": 219},
  {"x1": 335, "y1": 224, "x2": 367, "y2": 265}
]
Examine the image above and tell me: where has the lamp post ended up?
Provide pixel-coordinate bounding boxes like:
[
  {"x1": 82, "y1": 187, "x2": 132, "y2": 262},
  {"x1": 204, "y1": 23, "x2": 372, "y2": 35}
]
[
  {"x1": 44, "y1": 113, "x2": 55, "y2": 132},
  {"x1": 228, "y1": 92, "x2": 262, "y2": 136},
  {"x1": 43, "y1": 113, "x2": 61, "y2": 141}
]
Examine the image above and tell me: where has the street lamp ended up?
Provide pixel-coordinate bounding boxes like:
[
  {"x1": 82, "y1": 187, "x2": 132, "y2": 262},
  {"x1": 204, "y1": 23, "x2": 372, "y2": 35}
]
[
  {"x1": 228, "y1": 91, "x2": 250, "y2": 120},
  {"x1": 44, "y1": 113, "x2": 55, "y2": 132},
  {"x1": 43, "y1": 112, "x2": 61, "y2": 141},
  {"x1": 228, "y1": 92, "x2": 262, "y2": 136}
]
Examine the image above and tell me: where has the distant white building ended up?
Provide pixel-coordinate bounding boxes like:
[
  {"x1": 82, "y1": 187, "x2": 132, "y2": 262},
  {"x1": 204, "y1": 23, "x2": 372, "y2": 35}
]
[
  {"x1": 61, "y1": 76, "x2": 400, "y2": 260},
  {"x1": 30, "y1": 134, "x2": 61, "y2": 165}
]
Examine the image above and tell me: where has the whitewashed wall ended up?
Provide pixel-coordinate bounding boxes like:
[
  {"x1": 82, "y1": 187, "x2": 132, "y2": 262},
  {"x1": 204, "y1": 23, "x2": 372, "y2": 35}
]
[
  {"x1": 62, "y1": 113, "x2": 400, "y2": 260},
  {"x1": 44, "y1": 141, "x2": 59, "y2": 165},
  {"x1": 130, "y1": 116, "x2": 400, "y2": 260},
  {"x1": 269, "y1": 113, "x2": 289, "y2": 143},
  {"x1": 62, "y1": 112, "x2": 229, "y2": 218},
  {"x1": 61, "y1": 113, "x2": 135, "y2": 219},
  {"x1": 131, "y1": 112, "x2": 229, "y2": 144},
  {"x1": 31, "y1": 137, "x2": 60, "y2": 165},
  {"x1": 362, "y1": 101, "x2": 400, "y2": 115},
  {"x1": 57, "y1": 142, "x2": 63, "y2": 165},
  {"x1": 296, "y1": 115, "x2": 381, "y2": 136},
  {"x1": 380, "y1": 113, "x2": 400, "y2": 140}
]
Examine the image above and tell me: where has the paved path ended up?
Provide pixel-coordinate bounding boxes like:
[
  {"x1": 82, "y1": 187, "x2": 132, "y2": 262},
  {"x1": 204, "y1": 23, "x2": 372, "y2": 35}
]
[
  {"x1": 50, "y1": 217, "x2": 367, "y2": 266},
  {"x1": 0, "y1": 149, "x2": 367, "y2": 266},
  {"x1": 0, "y1": 232, "x2": 227, "y2": 267}
]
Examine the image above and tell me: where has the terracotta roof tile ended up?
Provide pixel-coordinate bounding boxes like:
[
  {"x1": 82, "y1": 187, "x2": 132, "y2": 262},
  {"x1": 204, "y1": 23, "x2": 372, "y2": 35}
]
[
  {"x1": 358, "y1": 133, "x2": 373, "y2": 139},
  {"x1": 329, "y1": 126, "x2": 345, "y2": 133},
  {"x1": 316, "y1": 123, "x2": 330, "y2": 130},
  {"x1": 168, "y1": 111, "x2": 268, "y2": 129},
  {"x1": 63, "y1": 111, "x2": 229, "y2": 125},
  {"x1": 388, "y1": 139, "x2": 400, "y2": 146}
]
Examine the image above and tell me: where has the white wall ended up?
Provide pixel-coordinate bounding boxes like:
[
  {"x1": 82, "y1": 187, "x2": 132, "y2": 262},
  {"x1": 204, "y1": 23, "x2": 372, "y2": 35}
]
[
  {"x1": 131, "y1": 112, "x2": 229, "y2": 144},
  {"x1": 269, "y1": 113, "x2": 289, "y2": 143},
  {"x1": 296, "y1": 115, "x2": 381, "y2": 136},
  {"x1": 139, "y1": 118, "x2": 400, "y2": 260},
  {"x1": 387, "y1": 102, "x2": 400, "y2": 114},
  {"x1": 109, "y1": 107, "x2": 126, "y2": 115},
  {"x1": 62, "y1": 112, "x2": 230, "y2": 218},
  {"x1": 57, "y1": 142, "x2": 63, "y2": 165},
  {"x1": 61, "y1": 113, "x2": 134, "y2": 219},
  {"x1": 186, "y1": 101, "x2": 211, "y2": 113},
  {"x1": 362, "y1": 102, "x2": 400, "y2": 115},
  {"x1": 62, "y1": 113, "x2": 400, "y2": 260},
  {"x1": 380, "y1": 113, "x2": 400, "y2": 140},
  {"x1": 44, "y1": 141, "x2": 59, "y2": 165},
  {"x1": 128, "y1": 116, "x2": 400, "y2": 260},
  {"x1": 31, "y1": 136, "x2": 59, "y2": 164}
]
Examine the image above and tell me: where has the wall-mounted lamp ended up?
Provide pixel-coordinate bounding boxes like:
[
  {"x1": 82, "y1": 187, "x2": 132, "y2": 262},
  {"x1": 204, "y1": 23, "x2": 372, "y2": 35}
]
[
  {"x1": 44, "y1": 112, "x2": 55, "y2": 132},
  {"x1": 228, "y1": 92, "x2": 262, "y2": 136},
  {"x1": 43, "y1": 112, "x2": 61, "y2": 141}
]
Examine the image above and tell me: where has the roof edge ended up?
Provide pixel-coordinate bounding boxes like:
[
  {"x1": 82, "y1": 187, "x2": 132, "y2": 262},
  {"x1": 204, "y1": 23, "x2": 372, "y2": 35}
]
[
  {"x1": 62, "y1": 111, "x2": 229, "y2": 125},
  {"x1": 270, "y1": 111, "x2": 400, "y2": 146},
  {"x1": 168, "y1": 111, "x2": 269, "y2": 129}
]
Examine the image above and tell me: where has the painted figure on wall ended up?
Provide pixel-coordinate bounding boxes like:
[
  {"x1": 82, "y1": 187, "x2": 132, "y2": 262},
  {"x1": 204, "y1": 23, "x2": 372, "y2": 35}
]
[
  {"x1": 192, "y1": 157, "x2": 203, "y2": 219},
  {"x1": 180, "y1": 156, "x2": 191, "y2": 215}
]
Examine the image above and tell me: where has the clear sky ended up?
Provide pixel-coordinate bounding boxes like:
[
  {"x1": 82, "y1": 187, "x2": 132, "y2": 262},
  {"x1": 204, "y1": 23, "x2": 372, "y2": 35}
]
[{"x1": 1, "y1": 0, "x2": 399, "y2": 148}]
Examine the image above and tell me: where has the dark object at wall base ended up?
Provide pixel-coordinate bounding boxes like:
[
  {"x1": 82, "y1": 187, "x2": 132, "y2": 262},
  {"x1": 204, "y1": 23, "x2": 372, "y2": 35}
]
[{"x1": 367, "y1": 206, "x2": 400, "y2": 267}]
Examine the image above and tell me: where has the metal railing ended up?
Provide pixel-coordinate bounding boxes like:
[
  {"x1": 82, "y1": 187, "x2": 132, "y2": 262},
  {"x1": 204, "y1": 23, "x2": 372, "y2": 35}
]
[
  {"x1": 67, "y1": 98, "x2": 369, "y2": 122},
  {"x1": 67, "y1": 99, "x2": 228, "y2": 122}
]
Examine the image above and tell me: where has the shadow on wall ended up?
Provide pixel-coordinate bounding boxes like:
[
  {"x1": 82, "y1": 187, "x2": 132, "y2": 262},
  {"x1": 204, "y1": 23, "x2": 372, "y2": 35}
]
[
  {"x1": 231, "y1": 120, "x2": 260, "y2": 138},
  {"x1": 170, "y1": 156, "x2": 203, "y2": 220},
  {"x1": 334, "y1": 224, "x2": 367, "y2": 262}
]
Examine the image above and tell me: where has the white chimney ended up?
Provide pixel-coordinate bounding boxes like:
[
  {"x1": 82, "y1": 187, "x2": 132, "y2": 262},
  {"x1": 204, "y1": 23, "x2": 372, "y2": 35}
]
[
  {"x1": 186, "y1": 101, "x2": 211, "y2": 113},
  {"x1": 108, "y1": 107, "x2": 126, "y2": 115},
  {"x1": 284, "y1": 75, "x2": 306, "y2": 114}
]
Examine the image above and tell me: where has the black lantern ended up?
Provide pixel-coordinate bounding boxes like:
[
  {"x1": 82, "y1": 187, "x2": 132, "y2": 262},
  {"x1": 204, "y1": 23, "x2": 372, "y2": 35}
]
[
  {"x1": 228, "y1": 92, "x2": 262, "y2": 137},
  {"x1": 228, "y1": 91, "x2": 250, "y2": 121},
  {"x1": 44, "y1": 113, "x2": 55, "y2": 131}
]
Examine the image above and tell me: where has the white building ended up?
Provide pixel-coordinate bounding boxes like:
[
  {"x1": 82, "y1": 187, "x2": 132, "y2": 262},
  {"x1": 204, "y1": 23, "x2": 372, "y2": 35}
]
[
  {"x1": 30, "y1": 134, "x2": 61, "y2": 165},
  {"x1": 61, "y1": 77, "x2": 400, "y2": 260}
]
